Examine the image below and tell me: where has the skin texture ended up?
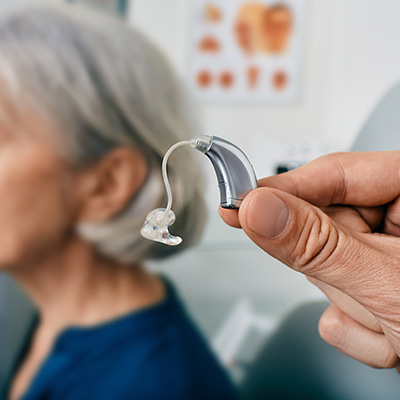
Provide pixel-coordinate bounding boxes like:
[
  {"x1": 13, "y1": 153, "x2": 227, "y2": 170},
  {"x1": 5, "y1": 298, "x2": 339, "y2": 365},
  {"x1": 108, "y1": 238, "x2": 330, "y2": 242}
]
[
  {"x1": 4, "y1": 114, "x2": 166, "y2": 400},
  {"x1": 219, "y1": 151, "x2": 400, "y2": 372}
]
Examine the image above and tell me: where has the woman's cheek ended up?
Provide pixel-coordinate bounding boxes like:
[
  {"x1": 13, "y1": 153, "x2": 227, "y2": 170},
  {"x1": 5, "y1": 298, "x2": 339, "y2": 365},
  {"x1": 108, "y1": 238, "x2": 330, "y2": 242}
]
[
  {"x1": 0, "y1": 144, "x2": 75, "y2": 269},
  {"x1": 0, "y1": 184, "x2": 72, "y2": 268}
]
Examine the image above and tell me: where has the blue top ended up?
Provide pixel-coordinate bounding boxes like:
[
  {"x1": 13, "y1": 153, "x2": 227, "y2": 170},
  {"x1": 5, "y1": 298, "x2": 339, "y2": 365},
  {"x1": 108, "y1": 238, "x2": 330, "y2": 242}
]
[{"x1": 2, "y1": 279, "x2": 239, "y2": 400}]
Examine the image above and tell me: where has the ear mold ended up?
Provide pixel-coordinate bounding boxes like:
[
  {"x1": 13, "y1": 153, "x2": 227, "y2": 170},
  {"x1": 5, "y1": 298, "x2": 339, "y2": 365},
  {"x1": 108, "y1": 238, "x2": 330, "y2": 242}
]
[{"x1": 140, "y1": 208, "x2": 182, "y2": 246}]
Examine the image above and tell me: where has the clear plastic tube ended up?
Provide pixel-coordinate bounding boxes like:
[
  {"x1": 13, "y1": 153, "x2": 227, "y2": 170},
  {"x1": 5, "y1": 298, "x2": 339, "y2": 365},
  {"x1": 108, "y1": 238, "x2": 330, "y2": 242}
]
[
  {"x1": 141, "y1": 137, "x2": 210, "y2": 246},
  {"x1": 162, "y1": 140, "x2": 193, "y2": 215}
]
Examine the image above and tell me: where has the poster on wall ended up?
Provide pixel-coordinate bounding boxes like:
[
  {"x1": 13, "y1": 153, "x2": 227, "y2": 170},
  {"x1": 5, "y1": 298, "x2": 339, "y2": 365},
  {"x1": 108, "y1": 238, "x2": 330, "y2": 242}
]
[{"x1": 188, "y1": 0, "x2": 306, "y2": 102}]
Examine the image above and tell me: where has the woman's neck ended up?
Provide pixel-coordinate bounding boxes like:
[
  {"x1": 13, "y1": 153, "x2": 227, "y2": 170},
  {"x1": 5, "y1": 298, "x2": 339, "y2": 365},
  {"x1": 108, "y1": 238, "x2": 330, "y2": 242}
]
[{"x1": 9, "y1": 234, "x2": 165, "y2": 337}]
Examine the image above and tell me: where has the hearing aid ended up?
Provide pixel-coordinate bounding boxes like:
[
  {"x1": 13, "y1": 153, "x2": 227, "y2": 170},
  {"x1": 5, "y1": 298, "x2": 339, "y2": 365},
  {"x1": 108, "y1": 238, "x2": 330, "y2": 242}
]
[
  {"x1": 140, "y1": 135, "x2": 258, "y2": 246},
  {"x1": 191, "y1": 135, "x2": 258, "y2": 209}
]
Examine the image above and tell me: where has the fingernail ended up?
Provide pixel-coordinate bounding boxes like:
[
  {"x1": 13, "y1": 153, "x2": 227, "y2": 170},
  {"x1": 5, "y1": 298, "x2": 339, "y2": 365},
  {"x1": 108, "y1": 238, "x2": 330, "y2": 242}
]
[{"x1": 246, "y1": 191, "x2": 289, "y2": 239}]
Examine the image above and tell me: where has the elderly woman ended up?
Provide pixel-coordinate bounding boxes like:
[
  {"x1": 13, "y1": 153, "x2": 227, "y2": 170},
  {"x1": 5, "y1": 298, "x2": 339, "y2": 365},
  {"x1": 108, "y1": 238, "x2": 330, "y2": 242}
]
[{"x1": 0, "y1": 2, "x2": 238, "y2": 400}]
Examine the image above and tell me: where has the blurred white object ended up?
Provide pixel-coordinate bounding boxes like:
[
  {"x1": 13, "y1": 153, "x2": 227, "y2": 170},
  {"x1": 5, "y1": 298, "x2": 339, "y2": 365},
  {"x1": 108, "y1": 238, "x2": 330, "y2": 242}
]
[{"x1": 212, "y1": 298, "x2": 277, "y2": 367}]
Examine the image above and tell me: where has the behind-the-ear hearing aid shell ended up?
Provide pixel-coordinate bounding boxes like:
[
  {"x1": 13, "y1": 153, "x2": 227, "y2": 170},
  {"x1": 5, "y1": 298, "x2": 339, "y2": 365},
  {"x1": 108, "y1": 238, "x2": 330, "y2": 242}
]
[{"x1": 191, "y1": 135, "x2": 258, "y2": 209}]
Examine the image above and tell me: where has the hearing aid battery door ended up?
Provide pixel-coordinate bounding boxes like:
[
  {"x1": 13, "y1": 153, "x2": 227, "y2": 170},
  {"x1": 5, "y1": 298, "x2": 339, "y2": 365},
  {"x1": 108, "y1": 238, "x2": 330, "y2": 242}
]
[{"x1": 218, "y1": 181, "x2": 241, "y2": 209}]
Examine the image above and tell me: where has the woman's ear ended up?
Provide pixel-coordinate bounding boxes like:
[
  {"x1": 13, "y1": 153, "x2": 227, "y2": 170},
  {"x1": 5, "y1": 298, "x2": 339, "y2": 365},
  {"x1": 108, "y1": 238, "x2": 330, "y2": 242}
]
[{"x1": 75, "y1": 147, "x2": 148, "y2": 223}]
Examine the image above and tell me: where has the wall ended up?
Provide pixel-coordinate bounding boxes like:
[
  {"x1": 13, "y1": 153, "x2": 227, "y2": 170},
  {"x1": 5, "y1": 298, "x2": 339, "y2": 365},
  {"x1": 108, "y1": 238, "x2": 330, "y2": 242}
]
[
  {"x1": 324, "y1": 0, "x2": 400, "y2": 148},
  {"x1": 130, "y1": 0, "x2": 400, "y2": 149},
  {"x1": 129, "y1": 0, "x2": 332, "y2": 145}
]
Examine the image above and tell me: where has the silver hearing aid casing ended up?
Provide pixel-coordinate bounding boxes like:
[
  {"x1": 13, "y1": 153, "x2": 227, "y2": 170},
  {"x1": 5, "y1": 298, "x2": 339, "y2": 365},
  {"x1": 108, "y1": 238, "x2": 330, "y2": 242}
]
[{"x1": 191, "y1": 136, "x2": 258, "y2": 209}]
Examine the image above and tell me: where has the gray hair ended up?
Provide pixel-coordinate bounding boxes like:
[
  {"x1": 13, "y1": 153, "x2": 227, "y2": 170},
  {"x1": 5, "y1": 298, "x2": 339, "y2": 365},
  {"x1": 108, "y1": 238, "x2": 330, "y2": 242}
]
[{"x1": 0, "y1": 1, "x2": 207, "y2": 263}]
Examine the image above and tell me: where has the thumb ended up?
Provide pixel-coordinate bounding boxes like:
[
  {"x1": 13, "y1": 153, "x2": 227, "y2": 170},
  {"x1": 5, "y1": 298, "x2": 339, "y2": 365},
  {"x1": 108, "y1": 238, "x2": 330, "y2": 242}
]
[{"x1": 238, "y1": 188, "x2": 381, "y2": 294}]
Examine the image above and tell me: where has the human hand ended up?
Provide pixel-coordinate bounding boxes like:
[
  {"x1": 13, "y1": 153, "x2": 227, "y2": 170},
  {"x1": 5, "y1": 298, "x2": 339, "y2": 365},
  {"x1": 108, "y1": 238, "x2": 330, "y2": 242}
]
[{"x1": 219, "y1": 151, "x2": 400, "y2": 370}]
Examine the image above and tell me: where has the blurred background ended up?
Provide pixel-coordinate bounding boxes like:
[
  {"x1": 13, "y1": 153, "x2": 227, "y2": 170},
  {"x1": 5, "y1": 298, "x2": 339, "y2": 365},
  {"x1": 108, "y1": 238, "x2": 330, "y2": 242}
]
[
  {"x1": 3, "y1": 0, "x2": 400, "y2": 399},
  {"x1": 139, "y1": 0, "x2": 400, "y2": 373}
]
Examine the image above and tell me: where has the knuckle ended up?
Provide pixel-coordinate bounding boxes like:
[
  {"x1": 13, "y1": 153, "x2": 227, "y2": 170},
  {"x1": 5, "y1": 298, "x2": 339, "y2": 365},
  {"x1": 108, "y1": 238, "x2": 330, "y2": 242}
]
[
  {"x1": 311, "y1": 152, "x2": 345, "y2": 164},
  {"x1": 311, "y1": 153, "x2": 348, "y2": 203},
  {"x1": 318, "y1": 310, "x2": 343, "y2": 346},
  {"x1": 373, "y1": 349, "x2": 400, "y2": 369},
  {"x1": 291, "y1": 210, "x2": 340, "y2": 275}
]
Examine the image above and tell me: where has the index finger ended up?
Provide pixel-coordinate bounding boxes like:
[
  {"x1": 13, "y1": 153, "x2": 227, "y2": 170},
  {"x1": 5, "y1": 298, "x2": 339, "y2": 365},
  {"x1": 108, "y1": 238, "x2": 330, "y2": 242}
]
[
  {"x1": 219, "y1": 151, "x2": 400, "y2": 228},
  {"x1": 259, "y1": 151, "x2": 400, "y2": 207}
]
